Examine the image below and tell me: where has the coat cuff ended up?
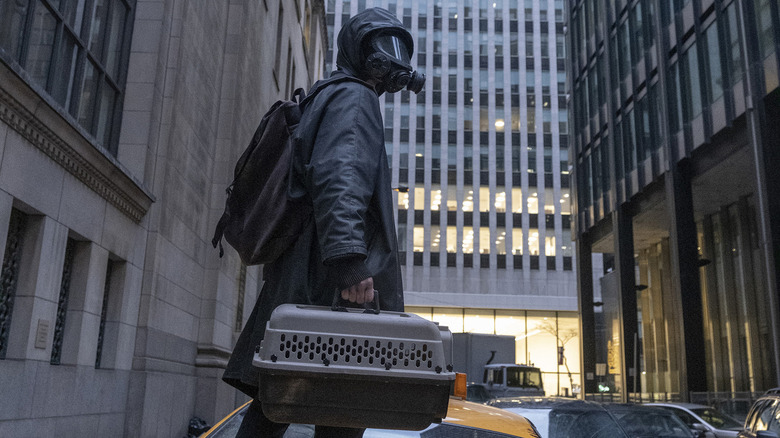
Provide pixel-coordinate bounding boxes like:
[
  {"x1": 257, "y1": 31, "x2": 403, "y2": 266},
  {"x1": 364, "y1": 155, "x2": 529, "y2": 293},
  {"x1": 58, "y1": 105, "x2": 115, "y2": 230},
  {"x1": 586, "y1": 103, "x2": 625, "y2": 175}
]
[{"x1": 325, "y1": 255, "x2": 372, "y2": 290}]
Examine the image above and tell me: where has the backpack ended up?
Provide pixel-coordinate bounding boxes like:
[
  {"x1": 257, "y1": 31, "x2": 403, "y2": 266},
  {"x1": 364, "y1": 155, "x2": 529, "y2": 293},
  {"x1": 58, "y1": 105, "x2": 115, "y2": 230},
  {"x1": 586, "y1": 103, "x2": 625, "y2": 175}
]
[{"x1": 212, "y1": 76, "x2": 363, "y2": 265}]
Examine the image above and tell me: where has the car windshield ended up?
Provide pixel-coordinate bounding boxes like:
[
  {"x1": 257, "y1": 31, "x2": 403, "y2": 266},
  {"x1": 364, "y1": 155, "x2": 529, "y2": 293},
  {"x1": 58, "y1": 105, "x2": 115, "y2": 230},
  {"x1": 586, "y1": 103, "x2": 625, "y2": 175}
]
[
  {"x1": 506, "y1": 367, "x2": 543, "y2": 389},
  {"x1": 610, "y1": 408, "x2": 694, "y2": 438},
  {"x1": 496, "y1": 402, "x2": 630, "y2": 438},
  {"x1": 690, "y1": 407, "x2": 743, "y2": 430}
]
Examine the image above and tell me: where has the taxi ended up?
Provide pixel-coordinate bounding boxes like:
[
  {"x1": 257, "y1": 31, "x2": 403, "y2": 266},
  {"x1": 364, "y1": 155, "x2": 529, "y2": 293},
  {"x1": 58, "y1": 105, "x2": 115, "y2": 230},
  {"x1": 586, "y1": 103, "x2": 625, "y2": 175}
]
[{"x1": 202, "y1": 375, "x2": 541, "y2": 438}]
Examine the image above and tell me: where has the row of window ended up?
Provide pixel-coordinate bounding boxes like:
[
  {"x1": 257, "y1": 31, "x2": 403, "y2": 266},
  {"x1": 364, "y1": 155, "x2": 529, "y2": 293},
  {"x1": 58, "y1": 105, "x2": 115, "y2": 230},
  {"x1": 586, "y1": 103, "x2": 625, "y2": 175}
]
[
  {"x1": 399, "y1": 224, "x2": 573, "y2": 257},
  {"x1": 397, "y1": 186, "x2": 571, "y2": 213},
  {"x1": 0, "y1": 209, "x2": 124, "y2": 368},
  {"x1": 330, "y1": 0, "x2": 565, "y2": 22},
  {"x1": 274, "y1": 0, "x2": 324, "y2": 97},
  {"x1": 0, "y1": 0, "x2": 134, "y2": 155},
  {"x1": 398, "y1": 251, "x2": 574, "y2": 269},
  {"x1": 573, "y1": 0, "x2": 778, "y2": 211}
]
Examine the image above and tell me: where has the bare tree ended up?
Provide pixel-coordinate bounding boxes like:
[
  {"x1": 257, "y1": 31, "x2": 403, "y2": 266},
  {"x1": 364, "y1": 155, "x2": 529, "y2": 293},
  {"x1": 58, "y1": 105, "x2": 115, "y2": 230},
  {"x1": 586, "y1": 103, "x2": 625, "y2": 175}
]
[{"x1": 536, "y1": 320, "x2": 578, "y2": 395}]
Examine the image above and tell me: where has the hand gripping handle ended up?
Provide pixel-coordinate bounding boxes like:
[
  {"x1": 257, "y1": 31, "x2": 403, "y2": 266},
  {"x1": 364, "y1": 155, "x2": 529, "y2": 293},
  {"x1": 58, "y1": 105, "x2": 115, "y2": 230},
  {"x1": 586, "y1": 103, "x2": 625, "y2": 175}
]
[{"x1": 331, "y1": 290, "x2": 380, "y2": 314}]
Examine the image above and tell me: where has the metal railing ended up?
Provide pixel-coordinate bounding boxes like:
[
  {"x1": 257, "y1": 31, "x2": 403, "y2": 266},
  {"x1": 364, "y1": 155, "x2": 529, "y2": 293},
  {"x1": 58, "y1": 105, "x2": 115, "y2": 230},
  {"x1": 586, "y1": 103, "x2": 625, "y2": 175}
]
[{"x1": 584, "y1": 392, "x2": 683, "y2": 403}]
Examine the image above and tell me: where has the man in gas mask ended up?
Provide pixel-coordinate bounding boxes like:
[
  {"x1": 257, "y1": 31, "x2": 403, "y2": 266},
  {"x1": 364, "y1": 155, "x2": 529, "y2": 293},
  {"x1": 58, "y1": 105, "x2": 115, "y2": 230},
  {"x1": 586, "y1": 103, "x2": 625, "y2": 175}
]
[{"x1": 223, "y1": 7, "x2": 424, "y2": 438}]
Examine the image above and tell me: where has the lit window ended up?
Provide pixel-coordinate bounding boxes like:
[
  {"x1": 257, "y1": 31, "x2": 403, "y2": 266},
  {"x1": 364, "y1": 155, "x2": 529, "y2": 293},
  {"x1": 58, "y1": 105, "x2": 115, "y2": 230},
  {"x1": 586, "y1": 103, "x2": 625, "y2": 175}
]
[
  {"x1": 512, "y1": 229, "x2": 524, "y2": 255},
  {"x1": 545, "y1": 235, "x2": 556, "y2": 256},
  {"x1": 413, "y1": 226, "x2": 424, "y2": 252},
  {"x1": 495, "y1": 190, "x2": 506, "y2": 212},
  {"x1": 529, "y1": 229, "x2": 540, "y2": 255}
]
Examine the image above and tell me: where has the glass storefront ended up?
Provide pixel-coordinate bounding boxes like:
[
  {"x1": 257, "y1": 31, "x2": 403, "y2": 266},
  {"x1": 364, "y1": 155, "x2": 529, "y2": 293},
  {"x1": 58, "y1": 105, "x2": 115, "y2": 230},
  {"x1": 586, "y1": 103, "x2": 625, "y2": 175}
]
[
  {"x1": 697, "y1": 197, "x2": 774, "y2": 393},
  {"x1": 632, "y1": 196, "x2": 775, "y2": 395},
  {"x1": 408, "y1": 306, "x2": 582, "y2": 397}
]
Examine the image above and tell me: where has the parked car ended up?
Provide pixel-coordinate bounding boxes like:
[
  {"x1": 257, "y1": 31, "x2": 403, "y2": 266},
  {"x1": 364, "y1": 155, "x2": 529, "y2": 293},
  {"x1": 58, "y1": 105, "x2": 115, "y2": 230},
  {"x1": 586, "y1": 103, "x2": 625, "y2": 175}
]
[
  {"x1": 466, "y1": 382, "x2": 495, "y2": 404},
  {"x1": 490, "y1": 397, "x2": 694, "y2": 438},
  {"x1": 200, "y1": 397, "x2": 542, "y2": 438},
  {"x1": 738, "y1": 388, "x2": 780, "y2": 438},
  {"x1": 646, "y1": 402, "x2": 743, "y2": 437},
  {"x1": 607, "y1": 403, "x2": 697, "y2": 438}
]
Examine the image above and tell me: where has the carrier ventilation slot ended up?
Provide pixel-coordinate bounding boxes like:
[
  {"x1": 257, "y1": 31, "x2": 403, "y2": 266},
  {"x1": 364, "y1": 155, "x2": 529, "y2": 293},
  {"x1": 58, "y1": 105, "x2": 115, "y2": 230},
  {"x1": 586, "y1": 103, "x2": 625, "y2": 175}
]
[{"x1": 277, "y1": 333, "x2": 435, "y2": 369}]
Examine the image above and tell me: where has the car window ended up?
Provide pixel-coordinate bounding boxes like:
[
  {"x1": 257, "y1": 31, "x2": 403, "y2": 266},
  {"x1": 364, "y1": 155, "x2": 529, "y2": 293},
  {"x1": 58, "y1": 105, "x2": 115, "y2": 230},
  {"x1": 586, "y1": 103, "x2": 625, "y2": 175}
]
[
  {"x1": 660, "y1": 407, "x2": 698, "y2": 427},
  {"x1": 507, "y1": 368, "x2": 523, "y2": 387},
  {"x1": 613, "y1": 410, "x2": 693, "y2": 438},
  {"x1": 746, "y1": 400, "x2": 767, "y2": 431},
  {"x1": 525, "y1": 370, "x2": 543, "y2": 389},
  {"x1": 770, "y1": 403, "x2": 780, "y2": 433},
  {"x1": 756, "y1": 400, "x2": 779, "y2": 431},
  {"x1": 690, "y1": 407, "x2": 743, "y2": 429},
  {"x1": 550, "y1": 409, "x2": 627, "y2": 438}
]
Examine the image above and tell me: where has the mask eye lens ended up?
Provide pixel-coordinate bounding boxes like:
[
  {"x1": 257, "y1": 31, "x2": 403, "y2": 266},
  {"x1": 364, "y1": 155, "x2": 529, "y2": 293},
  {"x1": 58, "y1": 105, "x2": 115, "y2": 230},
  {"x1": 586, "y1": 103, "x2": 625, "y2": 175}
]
[{"x1": 372, "y1": 35, "x2": 411, "y2": 64}]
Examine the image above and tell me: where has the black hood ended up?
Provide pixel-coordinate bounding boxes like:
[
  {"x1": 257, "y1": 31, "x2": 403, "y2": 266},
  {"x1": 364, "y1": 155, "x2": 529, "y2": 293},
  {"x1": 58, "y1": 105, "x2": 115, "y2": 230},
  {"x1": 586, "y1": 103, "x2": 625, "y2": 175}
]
[{"x1": 336, "y1": 7, "x2": 414, "y2": 79}]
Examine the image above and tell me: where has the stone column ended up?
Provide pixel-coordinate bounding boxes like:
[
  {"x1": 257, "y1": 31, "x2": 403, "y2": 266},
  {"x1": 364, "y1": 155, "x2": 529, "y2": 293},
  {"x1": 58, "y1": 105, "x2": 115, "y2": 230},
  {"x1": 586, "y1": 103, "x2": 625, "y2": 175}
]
[
  {"x1": 612, "y1": 206, "x2": 639, "y2": 399},
  {"x1": 59, "y1": 242, "x2": 109, "y2": 366},
  {"x1": 6, "y1": 215, "x2": 68, "y2": 361},
  {"x1": 665, "y1": 159, "x2": 706, "y2": 396},
  {"x1": 576, "y1": 234, "x2": 597, "y2": 395}
]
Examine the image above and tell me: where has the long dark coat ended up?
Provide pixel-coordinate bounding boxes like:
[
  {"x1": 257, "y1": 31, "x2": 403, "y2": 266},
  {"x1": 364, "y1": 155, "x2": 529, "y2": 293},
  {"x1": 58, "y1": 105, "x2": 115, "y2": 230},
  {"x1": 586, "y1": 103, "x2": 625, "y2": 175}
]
[{"x1": 223, "y1": 8, "x2": 408, "y2": 398}]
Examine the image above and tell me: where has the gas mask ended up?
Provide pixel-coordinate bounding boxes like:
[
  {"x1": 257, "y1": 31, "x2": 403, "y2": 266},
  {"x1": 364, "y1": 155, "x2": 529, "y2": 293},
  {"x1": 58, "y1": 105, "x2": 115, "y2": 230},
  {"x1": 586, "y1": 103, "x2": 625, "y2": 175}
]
[{"x1": 364, "y1": 32, "x2": 425, "y2": 94}]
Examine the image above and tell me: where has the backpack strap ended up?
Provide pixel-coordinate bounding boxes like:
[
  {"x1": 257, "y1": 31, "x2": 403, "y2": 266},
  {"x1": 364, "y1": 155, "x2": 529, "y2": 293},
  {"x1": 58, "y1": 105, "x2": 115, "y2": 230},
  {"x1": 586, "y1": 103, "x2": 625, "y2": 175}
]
[
  {"x1": 299, "y1": 75, "x2": 373, "y2": 111},
  {"x1": 292, "y1": 87, "x2": 306, "y2": 104}
]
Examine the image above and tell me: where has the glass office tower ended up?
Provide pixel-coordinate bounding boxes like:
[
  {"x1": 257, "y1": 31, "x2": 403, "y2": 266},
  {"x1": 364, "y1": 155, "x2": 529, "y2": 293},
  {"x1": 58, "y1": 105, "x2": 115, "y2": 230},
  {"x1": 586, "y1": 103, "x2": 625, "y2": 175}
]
[
  {"x1": 326, "y1": 0, "x2": 591, "y2": 396},
  {"x1": 569, "y1": 0, "x2": 780, "y2": 402}
]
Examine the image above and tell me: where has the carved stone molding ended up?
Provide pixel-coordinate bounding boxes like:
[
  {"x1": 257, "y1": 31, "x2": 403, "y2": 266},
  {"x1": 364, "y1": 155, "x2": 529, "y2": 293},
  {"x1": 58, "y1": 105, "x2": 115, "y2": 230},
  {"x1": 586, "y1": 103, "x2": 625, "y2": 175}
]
[
  {"x1": 0, "y1": 65, "x2": 154, "y2": 223},
  {"x1": 195, "y1": 345, "x2": 232, "y2": 369}
]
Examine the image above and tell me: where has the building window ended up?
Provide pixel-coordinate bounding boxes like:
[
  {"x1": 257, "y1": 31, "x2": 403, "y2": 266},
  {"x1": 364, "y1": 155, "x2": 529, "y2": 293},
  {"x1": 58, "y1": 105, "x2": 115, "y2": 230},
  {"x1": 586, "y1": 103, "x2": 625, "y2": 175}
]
[
  {"x1": 274, "y1": 3, "x2": 285, "y2": 87},
  {"x1": 0, "y1": 209, "x2": 28, "y2": 360},
  {"x1": 725, "y1": 4, "x2": 744, "y2": 84},
  {"x1": 51, "y1": 238, "x2": 77, "y2": 365},
  {"x1": 702, "y1": 22, "x2": 724, "y2": 104},
  {"x1": 95, "y1": 259, "x2": 113, "y2": 368},
  {"x1": 0, "y1": 0, "x2": 134, "y2": 154},
  {"x1": 667, "y1": 62, "x2": 684, "y2": 135},
  {"x1": 682, "y1": 43, "x2": 703, "y2": 122},
  {"x1": 236, "y1": 263, "x2": 247, "y2": 332},
  {"x1": 529, "y1": 228, "x2": 540, "y2": 255},
  {"x1": 756, "y1": 0, "x2": 776, "y2": 60}
]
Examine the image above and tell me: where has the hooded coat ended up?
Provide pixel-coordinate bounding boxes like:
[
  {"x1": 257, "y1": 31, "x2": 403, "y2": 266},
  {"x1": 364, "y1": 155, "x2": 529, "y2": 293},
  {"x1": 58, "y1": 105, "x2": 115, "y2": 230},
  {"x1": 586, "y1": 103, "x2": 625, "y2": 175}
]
[{"x1": 223, "y1": 8, "x2": 408, "y2": 398}]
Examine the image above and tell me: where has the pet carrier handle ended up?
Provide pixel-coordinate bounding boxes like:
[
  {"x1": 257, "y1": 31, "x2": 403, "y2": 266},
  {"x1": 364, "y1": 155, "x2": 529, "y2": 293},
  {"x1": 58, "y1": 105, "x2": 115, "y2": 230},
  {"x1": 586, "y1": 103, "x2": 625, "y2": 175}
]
[{"x1": 331, "y1": 290, "x2": 381, "y2": 314}]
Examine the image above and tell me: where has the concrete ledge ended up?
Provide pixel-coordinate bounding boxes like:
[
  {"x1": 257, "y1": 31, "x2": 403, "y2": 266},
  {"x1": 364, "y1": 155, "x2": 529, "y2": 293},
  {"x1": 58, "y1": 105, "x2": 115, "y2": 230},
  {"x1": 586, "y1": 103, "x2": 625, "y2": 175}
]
[{"x1": 403, "y1": 291, "x2": 578, "y2": 311}]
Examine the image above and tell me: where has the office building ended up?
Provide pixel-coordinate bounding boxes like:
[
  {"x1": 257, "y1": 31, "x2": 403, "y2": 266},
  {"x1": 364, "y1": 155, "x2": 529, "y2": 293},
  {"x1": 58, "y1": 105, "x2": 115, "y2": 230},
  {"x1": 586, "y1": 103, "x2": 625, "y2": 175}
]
[
  {"x1": 568, "y1": 0, "x2": 780, "y2": 400},
  {"x1": 327, "y1": 0, "x2": 594, "y2": 395}
]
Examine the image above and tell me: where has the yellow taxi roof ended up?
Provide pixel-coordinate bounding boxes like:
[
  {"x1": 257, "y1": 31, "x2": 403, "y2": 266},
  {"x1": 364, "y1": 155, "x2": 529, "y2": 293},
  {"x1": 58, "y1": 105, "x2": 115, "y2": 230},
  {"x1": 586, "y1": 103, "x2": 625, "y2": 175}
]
[
  {"x1": 443, "y1": 397, "x2": 540, "y2": 437},
  {"x1": 203, "y1": 398, "x2": 540, "y2": 438}
]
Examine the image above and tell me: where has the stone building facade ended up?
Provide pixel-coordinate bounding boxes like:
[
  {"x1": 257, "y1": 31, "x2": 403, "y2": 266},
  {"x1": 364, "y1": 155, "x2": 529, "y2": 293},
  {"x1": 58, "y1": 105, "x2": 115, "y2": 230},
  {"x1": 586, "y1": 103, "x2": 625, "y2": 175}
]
[{"x1": 0, "y1": 0, "x2": 327, "y2": 435}]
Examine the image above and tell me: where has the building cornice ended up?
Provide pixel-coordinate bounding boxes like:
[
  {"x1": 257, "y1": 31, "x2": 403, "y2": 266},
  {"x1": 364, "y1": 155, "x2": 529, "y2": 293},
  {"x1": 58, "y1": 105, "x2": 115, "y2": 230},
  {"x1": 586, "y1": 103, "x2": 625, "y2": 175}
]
[{"x1": 0, "y1": 61, "x2": 154, "y2": 223}]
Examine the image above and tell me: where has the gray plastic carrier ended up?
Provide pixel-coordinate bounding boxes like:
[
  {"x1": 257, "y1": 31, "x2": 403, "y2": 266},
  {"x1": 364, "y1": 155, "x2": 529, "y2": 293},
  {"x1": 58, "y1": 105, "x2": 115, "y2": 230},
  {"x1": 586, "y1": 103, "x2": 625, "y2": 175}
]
[{"x1": 253, "y1": 303, "x2": 456, "y2": 430}]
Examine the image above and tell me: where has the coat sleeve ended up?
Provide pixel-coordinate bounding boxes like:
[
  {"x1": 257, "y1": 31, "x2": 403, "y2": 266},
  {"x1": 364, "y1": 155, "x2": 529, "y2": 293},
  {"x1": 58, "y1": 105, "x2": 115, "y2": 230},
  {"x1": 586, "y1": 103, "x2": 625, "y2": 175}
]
[{"x1": 305, "y1": 83, "x2": 385, "y2": 265}]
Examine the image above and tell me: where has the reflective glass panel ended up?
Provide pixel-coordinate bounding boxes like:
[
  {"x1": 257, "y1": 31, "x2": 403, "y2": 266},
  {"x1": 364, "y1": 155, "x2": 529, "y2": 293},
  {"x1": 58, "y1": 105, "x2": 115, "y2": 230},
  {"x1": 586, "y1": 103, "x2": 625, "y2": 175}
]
[{"x1": 28, "y1": 1, "x2": 57, "y2": 87}]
